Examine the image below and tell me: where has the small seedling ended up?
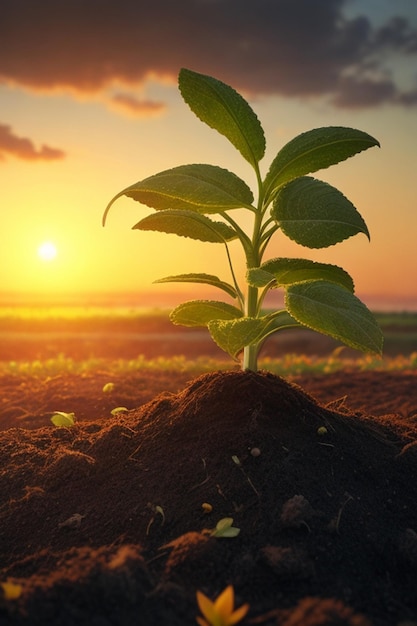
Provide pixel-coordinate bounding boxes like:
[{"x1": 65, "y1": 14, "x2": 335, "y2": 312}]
[
  {"x1": 103, "y1": 68, "x2": 383, "y2": 372},
  {"x1": 196, "y1": 584, "x2": 249, "y2": 626},
  {"x1": 209, "y1": 517, "x2": 240, "y2": 538},
  {"x1": 102, "y1": 382, "x2": 115, "y2": 393},
  {"x1": 146, "y1": 503, "x2": 165, "y2": 535},
  {"x1": 110, "y1": 406, "x2": 129, "y2": 415},
  {"x1": 50, "y1": 411, "x2": 76, "y2": 428}
]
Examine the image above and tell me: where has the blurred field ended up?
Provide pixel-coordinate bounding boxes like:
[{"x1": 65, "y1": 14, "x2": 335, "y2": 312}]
[{"x1": 0, "y1": 307, "x2": 416, "y2": 374}]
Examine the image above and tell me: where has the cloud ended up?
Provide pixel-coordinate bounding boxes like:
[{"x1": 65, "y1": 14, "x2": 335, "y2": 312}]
[
  {"x1": 373, "y1": 16, "x2": 417, "y2": 52},
  {"x1": 1, "y1": 0, "x2": 416, "y2": 109},
  {"x1": 109, "y1": 93, "x2": 166, "y2": 117},
  {"x1": 398, "y1": 89, "x2": 417, "y2": 105},
  {"x1": 0, "y1": 124, "x2": 66, "y2": 161},
  {"x1": 332, "y1": 76, "x2": 397, "y2": 108}
]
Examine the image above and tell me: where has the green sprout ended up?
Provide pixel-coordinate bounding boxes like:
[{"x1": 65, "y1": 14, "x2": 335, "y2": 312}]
[
  {"x1": 209, "y1": 517, "x2": 240, "y2": 538},
  {"x1": 50, "y1": 411, "x2": 76, "y2": 428},
  {"x1": 103, "y1": 68, "x2": 383, "y2": 372},
  {"x1": 146, "y1": 503, "x2": 165, "y2": 535},
  {"x1": 110, "y1": 406, "x2": 129, "y2": 415}
]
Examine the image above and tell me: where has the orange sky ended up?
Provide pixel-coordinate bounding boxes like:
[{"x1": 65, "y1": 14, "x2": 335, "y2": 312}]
[{"x1": 1, "y1": 0, "x2": 417, "y2": 310}]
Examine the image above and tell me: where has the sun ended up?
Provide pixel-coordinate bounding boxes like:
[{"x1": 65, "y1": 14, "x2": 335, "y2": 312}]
[{"x1": 37, "y1": 241, "x2": 58, "y2": 262}]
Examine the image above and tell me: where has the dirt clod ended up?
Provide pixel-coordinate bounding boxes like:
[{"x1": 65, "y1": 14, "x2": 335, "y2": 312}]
[{"x1": 0, "y1": 368, "x2": 416, "y2": 625}]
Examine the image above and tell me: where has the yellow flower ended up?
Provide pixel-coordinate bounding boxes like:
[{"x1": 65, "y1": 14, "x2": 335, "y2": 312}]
[{"x1": 196, "y1": 585, "x2": 249, "y2": 626}]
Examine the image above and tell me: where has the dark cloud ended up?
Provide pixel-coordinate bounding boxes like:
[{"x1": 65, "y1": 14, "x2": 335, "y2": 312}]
[
  {"x1": 332, "y1": 76, "x2": 397, "y2": 108},
  {"x1": 398, "y1": 89, "x2": 417, "y2": 105},
  {"x1": 373, "y1": 16, "x2": 417, "y2": 53},
  {"x1": 1, "y1": 0, "x2": 416, "y2": 109},
  {"x1": 0, "y1": 124, "x2": 66, "y2": 161}
]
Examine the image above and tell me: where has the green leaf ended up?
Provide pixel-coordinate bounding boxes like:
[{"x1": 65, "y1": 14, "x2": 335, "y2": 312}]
[
  {"x1": 179, "y1": 68, "x2": 265, "y2": 168},
  {"x1": 246, "y1": 267, "x2": 277, "y2": 288},
  {"x1": 133, "y1": 209, "x2": 237, "y2": 243},
  {"x1": 170, "y1": 300, "x2": 242, "y2": 327},
  {"x1": 103, "y1": 164, "x2": 254, "y2": 224},
  {"x1": 250, "y1": 258, "x2": 355, "y2": 292},
  {"x1": 264, "y1": 126, "x2": 379, "y2": 201},
  {"x1": 272, "y1": 177, "x2": 370, "y2": 248},
  {"x1": 285, "y1": 281, "x2": 383, "y2": 355},
  {"x1": 154, "y1": 273, "x2": 238, "y2": 299},
  {"x1": 208, "y1": 317, "x2": 266, "y2": 358},
  {"x1": 210, "y1": 517, "x2": 240, "y2": 538},
  {"x1": 209, "y1": 311, "x2": 301, "y2": 359},
  {"x1": 261, "y1": 310, "x2": 301, "y2": 334}
]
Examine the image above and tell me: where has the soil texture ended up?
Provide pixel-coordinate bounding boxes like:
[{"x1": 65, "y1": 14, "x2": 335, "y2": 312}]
[{"x1": 0, "y1": 367, "x2": 417, "y2": 625}]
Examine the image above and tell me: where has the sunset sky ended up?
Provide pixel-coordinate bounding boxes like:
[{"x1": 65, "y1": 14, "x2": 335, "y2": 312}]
[{"x1": 1, "y1": 0, "x2": 417, "y2": 310}]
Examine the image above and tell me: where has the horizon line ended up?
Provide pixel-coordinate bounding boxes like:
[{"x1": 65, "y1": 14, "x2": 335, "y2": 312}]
[{"x1": 0, "y1": 289, "x2": 416, "y2": 313}]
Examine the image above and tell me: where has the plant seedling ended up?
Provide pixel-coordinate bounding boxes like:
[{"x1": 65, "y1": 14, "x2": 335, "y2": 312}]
[
  {"x1": 196, "y1": 584, "x2": 249, "y2": 626},
  {"x1": 146, "y1": 503, "x2": 165, "y2": 535},
  {"x1": 103, "y1": 68, "x2": 383, "y2": 372},
  {"x1": 110, "y1": 406, "x2": 129, "y2": 415},
  {"x1": 209, "y1": 517, "x2": 240, "y2": 538},
  {"x1": 50, "y1": 411, "x2": 76, "y2": 428}
]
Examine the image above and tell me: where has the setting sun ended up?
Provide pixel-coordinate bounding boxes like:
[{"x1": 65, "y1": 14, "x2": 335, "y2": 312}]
[{"x1": 37, "y1": 241, "x2": 58, "y2": 262}]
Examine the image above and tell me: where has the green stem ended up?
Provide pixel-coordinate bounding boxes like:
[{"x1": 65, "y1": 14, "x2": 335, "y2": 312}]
[
  {"x1": 224, "y1": 243, "x2": 244, "y2": 310},
  {"x1": 241, "y1": 165, "x2": 274, "y2": 372},
  {"x1": 242, "y1": 199, "x2": 264, "y2": 372},
  {"x1": 242, "y1": 284, "x2": 260, "y2": 371}
]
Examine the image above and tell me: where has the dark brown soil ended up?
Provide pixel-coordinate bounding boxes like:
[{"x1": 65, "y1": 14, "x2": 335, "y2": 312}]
[{"x1": 0, "y1": 366, "x2": 417, "y2": 626}]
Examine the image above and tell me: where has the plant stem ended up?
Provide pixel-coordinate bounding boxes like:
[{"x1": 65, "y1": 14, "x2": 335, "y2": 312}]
[
  {"x1": 242, "y1": 199, "x2": 264, "y2": 372},
  {"x1": 242, "y1": 340, "x2": 259, "y2": 371},
  {"x1": 224, "y1": 243, "x2": 244, "y2": 310},
  {"x1": 242, "y1": 284, "x2": 259, "y2": 371}
]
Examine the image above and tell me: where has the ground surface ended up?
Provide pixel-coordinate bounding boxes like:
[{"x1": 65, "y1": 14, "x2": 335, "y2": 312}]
[{"x1": 0, "y1": 328, "x2": 417, "y2": 625}]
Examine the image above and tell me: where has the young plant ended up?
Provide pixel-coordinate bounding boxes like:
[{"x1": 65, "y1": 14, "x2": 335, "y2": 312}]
[
  {"x1": 196, "y1": 585, "x2": 249, "y2": 626},
  {"x1": 50, "y1": 411, "x2": 76, "y2": 428},
  {"x1": 103, "y1": 68, "x2": 383, "y2": 372},
  {"x1": 209, "y1": 517, "x2": 240, "y2": 538}
]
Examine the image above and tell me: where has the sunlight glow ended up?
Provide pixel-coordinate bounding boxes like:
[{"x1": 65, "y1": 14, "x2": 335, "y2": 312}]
[{"x1": 37, "y1": 241, "x2": 58, "y2": 262}]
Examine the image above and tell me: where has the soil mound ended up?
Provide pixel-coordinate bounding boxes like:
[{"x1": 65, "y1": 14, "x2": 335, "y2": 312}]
[{"x1": 1, "y1": 370, "x2": 417, "y2": 625}]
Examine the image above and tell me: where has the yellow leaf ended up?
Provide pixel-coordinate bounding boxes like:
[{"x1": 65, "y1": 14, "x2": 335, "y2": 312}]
[
  {"x1": 229, "y1": 603, "x2": 250, "y2": 625},
  {"x1": 1, "y1": 581, "x2": 22, "y2": 600},
  {"x1": 196, "y1": 590, "x2": 219, "y2": 625},
  {"x1": 215, "y1": 585, "x2": 234, "y2": 620},
  {"x1": 196, "y1": 586, "x2": 249, "y2": 626}
]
